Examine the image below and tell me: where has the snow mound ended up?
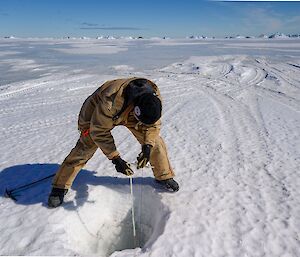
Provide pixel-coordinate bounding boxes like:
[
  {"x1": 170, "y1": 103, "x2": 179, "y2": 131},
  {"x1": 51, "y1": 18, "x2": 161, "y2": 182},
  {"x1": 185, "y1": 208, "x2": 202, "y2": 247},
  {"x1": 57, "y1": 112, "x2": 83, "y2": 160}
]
[{"x1": 159, "y1": 56, "x2": 235, "y2": 78}]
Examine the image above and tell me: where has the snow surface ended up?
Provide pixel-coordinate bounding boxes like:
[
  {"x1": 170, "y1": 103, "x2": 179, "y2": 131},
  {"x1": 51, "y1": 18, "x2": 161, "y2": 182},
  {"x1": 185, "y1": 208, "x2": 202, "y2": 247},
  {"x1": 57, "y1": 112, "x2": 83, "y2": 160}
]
[{"x1": 0, "y1": 38, "x2": 300, "y2": 257}]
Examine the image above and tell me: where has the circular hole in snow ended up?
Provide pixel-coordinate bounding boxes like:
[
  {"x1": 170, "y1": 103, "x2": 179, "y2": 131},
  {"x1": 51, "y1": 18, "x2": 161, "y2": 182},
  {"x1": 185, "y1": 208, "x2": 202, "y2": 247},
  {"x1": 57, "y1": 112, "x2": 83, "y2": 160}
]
[{"x1": 61, "y1": 182, "x2": 169, "y2": 256}]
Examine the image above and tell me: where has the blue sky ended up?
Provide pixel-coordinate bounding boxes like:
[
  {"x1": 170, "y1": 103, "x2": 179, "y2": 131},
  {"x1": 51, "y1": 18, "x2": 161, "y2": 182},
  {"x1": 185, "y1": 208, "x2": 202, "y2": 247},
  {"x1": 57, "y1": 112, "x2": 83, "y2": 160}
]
[{"x1": 0, "y1": 0, "x2": 299, "y2": 38}]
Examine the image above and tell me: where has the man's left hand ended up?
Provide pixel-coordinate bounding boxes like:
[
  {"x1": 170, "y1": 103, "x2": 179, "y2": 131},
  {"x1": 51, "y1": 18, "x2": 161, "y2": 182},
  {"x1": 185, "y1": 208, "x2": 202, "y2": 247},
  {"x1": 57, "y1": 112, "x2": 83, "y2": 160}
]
[{"x1": 137, "y1": 144, "x2": 152, "y2": 169}]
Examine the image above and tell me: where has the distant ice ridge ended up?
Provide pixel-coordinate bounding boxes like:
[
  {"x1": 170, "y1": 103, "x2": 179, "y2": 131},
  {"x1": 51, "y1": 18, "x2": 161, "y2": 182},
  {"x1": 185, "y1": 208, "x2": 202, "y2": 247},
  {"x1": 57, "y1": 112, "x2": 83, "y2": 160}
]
[
  {"x1": 268, "y1": 32, "x2": 290, "y2": 39},
  {"x1": 187, "y1": 35, "x2": 213, "y2": 39},
  {"x1": 188, "y1": 32, "x2": 300, "y2": 39},
  {"x1": 3, "y1": 32, "x2": 300, "y2": 40},
  {"x1": 3, "y1": 36, "x2": 17, "y2": 39},
  {"x1": 258, "y1": 34, "x2": 269, "y2": 39}
]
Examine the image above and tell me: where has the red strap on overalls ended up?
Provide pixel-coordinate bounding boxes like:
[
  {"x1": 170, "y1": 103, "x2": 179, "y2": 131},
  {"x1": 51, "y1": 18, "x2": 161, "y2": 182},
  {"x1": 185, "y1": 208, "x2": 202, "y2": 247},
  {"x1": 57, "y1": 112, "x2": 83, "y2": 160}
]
[{"x1": 82, "y1": 129, "x2": 90, "y2": 137}]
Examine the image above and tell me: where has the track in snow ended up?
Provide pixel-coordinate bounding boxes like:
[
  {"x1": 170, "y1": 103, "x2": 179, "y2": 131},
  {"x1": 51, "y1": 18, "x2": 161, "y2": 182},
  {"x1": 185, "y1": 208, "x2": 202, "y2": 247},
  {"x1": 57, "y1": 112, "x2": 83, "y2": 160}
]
[{"x1": 149, "y1": 55, "x2": 300, "y2": 257}]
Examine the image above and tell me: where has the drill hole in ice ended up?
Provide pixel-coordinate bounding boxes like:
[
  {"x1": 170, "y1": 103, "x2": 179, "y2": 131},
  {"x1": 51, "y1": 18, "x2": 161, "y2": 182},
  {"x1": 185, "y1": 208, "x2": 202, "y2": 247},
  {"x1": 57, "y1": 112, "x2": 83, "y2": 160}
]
[{"x1": 63, "y1": 185, "x2": 169, "y2": 256}]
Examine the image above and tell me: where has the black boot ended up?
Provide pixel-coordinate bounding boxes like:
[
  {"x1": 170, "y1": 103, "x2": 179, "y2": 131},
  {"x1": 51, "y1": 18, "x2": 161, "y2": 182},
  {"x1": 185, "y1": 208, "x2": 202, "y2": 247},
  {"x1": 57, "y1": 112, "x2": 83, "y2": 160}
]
[
  {"x1": 48, "y1": 187, "x2": 68, "y2": 208},
  {"x1": 156, "y1": 178, "x2": 179, "y2": 192}
]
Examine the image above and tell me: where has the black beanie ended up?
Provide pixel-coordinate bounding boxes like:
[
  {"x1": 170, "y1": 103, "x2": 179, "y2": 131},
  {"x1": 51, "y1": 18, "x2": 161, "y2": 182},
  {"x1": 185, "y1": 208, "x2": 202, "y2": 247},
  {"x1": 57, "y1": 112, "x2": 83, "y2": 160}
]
[{"x1": 134, "y1": 93, "x2": 162, "y2": 125}]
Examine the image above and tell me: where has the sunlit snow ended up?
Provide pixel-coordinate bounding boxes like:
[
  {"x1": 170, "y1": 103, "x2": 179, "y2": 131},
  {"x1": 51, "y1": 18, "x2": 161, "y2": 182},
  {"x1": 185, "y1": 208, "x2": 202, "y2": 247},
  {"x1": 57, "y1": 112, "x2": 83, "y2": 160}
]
[{"x1": 0, "y1": 38, "x2": 299, "y2": 257}]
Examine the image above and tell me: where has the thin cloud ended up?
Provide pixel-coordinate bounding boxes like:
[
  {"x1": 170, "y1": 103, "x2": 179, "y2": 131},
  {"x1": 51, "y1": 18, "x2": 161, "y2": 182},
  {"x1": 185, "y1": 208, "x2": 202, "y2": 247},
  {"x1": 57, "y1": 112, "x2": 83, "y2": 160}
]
[
  {"x1": 81, "y1": 22, "x2": 99, "y2": 27},
  {"x1": 284, "y1": 15, "x2": 300, "y2": 32},
  {"x1": 0, "y1": 10, "x2": 9, "y2": 16},
  {"x1": 242, "y1": 7, "x2": 283, "y2": 33},
  {"x1": 80, "y1": 26, "x2": 144, "y2": 31},
  {"x1": 286, "y1": 15, "x2": 300, "y2": 24}
]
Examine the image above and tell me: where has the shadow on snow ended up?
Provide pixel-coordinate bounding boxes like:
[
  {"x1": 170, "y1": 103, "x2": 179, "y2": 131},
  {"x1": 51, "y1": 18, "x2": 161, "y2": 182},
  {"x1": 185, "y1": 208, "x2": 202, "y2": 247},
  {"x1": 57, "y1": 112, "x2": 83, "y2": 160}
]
[{"x1": 0, "y1": 163, "x2": 163, "y2": 210}]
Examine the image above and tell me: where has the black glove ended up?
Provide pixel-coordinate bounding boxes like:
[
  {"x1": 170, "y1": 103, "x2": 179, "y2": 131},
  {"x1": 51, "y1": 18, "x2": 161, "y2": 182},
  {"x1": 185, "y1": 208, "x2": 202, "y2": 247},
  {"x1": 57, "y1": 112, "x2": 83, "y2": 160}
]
[
  {"x1": 137, "y1": 144, "x2": 152, "y2": 169},
  {"x1": 112, "y1": 156, "x2": 134, "y2": 176}
]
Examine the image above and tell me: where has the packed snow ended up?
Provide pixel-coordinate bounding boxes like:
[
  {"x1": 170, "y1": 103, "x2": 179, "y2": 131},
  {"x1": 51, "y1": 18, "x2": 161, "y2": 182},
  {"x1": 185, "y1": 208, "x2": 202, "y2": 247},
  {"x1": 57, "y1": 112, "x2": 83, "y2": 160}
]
[{"x1": 0, "y1": 38, "x2": 300, "y2": 257}]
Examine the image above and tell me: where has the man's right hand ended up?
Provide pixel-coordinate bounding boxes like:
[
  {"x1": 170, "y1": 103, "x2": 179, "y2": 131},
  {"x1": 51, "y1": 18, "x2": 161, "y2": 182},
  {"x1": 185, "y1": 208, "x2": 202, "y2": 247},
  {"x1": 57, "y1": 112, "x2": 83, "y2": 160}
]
[{"x1": 112, "y1": 156, "x2": 134, "y2": 176}]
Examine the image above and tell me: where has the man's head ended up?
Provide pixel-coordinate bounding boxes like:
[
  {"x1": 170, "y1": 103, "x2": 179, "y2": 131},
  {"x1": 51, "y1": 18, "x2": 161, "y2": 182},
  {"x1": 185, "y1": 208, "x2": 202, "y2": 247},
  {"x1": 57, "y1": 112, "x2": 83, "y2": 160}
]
[{"x1": 134, "y1": 92, "x2": 162, "y2": 125}]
